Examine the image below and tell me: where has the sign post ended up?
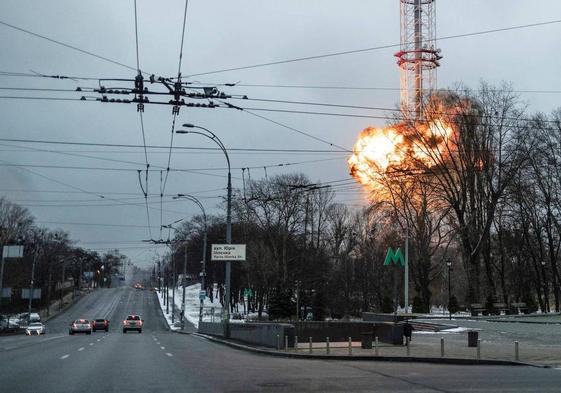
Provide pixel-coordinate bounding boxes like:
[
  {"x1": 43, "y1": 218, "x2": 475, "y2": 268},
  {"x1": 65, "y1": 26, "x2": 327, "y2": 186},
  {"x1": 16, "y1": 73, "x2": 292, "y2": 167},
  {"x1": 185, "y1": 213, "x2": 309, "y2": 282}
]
[
  {"x1": 384, "y1": 247, "x2": 405, "y2": 320},
  {"x1": 212, "y1": 244, "x2": 246, "y2": 322},
  {"x1": 404, "y1": 231, "x2": 409, "y2": 314}
]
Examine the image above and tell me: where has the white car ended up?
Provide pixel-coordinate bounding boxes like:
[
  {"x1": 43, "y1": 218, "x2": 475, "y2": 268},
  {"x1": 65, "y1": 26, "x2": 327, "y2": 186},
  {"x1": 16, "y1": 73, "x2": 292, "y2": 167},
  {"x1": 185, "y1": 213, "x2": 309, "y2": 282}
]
[{"x1": 25, "y1": 322, "x2": 46, "y2": 335}]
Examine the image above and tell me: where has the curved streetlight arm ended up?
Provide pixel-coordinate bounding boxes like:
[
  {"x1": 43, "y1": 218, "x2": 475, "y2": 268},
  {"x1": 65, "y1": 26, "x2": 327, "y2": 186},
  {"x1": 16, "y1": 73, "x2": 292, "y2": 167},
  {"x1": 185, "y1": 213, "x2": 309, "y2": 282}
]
[
  {"x1": 176, "y1": 128, "x2": 231, "y2": 170},
  {"x1": 176, "y1": 123, "x2": 233, "y2": 322},
  {"x1": 174, "y1": 194, "x2": 207, "y2": 229},
  {"x1": 173, "y1": 193, "x2": 209, "y2": 324}
]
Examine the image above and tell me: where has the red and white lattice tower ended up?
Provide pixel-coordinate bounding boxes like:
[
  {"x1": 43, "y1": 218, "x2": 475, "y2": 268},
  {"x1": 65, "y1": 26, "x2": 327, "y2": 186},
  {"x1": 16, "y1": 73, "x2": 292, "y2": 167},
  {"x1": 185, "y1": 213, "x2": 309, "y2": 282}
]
[{"x1": 394, "y1": 0, "x2": 442, "y2": 119}]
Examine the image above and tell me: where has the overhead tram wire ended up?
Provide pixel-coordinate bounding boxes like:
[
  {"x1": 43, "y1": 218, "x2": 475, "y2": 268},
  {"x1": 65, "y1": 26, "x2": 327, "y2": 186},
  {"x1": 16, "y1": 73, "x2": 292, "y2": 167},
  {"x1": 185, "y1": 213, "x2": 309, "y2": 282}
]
[
  {"x1": 2, "y1": 94, "x2": 558, "y2": 129},
  {"x1": 0, "y1": 19, "x2": 142, "y2": 74},
  {"x1": 2, "y1": 80, "x2": 561, "y2": 96},
  {"x1": 0, "y1": 187, "x2": 226, "y2": 196},
  {"x1": 0, "y1": 137, "x2": 352, "y2": 154},
  {"x1": 226, "y1": 102, "x2": 350, "y2": 152},
  {"x1": 0, "y1": 158, "x2": 193, "y2": 214},
  {"x1": 161, "y1": 0, "x2": 190, "y2": 195},
  {"x1": 132, "y1": 0, "x2": 153, "y2": 240},
  {"x1": 2, "y1": 87, "x2": 560, "y2": 125},
  {"x1": 0, "y1": 142, "x2": 238, "y2": 179},
  {"x1": 184, "y1": 18, "x2": 561, "y2": 77},
  {"x1": 0, "y1": 156, "x2": 346, "y2": 173},
  {"x1": 205, "y1": 82, "x2": 561, "y2": 95}
]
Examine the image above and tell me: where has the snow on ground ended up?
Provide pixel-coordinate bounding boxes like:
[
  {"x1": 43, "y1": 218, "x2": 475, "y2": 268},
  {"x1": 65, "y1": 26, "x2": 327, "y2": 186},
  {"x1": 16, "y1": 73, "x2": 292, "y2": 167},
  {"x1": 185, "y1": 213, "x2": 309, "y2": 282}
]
[
  {"x1": 415, "y1": 327, "x2": 472, "y2": 335},
  {"x1": 156, "y1": 283, "x2": 224, "y2": 329}
]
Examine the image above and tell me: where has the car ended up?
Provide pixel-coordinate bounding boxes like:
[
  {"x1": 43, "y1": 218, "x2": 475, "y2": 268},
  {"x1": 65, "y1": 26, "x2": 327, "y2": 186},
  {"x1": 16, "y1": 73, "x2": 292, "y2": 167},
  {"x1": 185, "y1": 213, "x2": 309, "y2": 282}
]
[
  {"x1": 69, "y1": 319, "x2": 92, "y2": 335},
  {"x1": 92, "y1": 318, "x2": 109, "y2": 332},
  {"x1": 122, "y1": 315, "x2": 143, "y2": 333},
  {"x1": 25, "y1": 322, "x2": 46, "y2": 335}
]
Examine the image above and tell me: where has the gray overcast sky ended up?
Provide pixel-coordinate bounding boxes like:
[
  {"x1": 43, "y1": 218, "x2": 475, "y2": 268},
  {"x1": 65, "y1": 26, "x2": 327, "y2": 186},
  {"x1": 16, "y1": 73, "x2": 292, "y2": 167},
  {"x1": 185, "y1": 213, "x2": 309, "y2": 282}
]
[{"x1": 1, "y1": 1, "x2": 560, "y2": 267}]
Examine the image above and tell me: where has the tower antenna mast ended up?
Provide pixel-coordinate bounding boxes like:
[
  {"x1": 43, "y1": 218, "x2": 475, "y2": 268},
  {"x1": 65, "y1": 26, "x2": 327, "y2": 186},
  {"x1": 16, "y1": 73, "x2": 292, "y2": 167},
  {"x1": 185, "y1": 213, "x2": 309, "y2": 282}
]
[{"x1": 395, "y1": 0, "x2": 442, "y2": 120}]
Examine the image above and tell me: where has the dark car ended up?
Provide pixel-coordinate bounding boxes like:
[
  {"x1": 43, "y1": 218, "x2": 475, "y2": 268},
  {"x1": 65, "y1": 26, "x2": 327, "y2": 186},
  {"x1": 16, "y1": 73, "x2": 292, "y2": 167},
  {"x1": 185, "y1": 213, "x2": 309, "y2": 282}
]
[
  {"x1": 92, "y1": 318, "x2": 109, "y2": 332},
  {"x1": 69, "y1": 319, "x2": 92, "y2": 335},
  {"x1": 122, "y1": 315, "x2": 143, "y2": 333}
]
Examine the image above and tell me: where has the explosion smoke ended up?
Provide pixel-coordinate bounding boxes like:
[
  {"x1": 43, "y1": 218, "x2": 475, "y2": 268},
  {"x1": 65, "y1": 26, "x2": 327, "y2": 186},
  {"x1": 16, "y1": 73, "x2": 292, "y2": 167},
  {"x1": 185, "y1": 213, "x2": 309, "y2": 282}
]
[{"x1": 348, "y1": 119, "x2": 454, "y2": 190}]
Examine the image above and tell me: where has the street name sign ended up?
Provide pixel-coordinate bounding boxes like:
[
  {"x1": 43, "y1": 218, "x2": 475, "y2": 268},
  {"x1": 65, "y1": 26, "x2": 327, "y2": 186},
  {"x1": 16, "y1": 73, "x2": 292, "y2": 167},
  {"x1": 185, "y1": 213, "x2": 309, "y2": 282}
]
[
  {"x1": 21, "y1": 288, "x2": 41, "y2": 299},
  {"x1": 2, "y1": 245, "x2": 23, "y2": 259},
  {"x1": 211, "y1": 244, "x2": 246, "y2": 261}
]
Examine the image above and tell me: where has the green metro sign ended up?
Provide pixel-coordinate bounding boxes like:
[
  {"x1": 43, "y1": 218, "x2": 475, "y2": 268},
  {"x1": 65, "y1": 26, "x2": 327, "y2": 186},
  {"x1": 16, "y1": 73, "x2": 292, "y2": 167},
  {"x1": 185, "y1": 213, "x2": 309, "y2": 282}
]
[{"x1": 384, "y1": 247, "x2": 405, "y2": 267}]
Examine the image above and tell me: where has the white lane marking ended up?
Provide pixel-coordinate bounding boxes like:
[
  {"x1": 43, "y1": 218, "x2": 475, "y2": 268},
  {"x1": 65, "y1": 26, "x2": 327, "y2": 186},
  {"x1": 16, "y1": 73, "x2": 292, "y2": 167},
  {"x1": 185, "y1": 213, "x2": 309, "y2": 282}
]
[
  {"x1": 78, "y1": 347, "x2": 85, "y2": 351},
  {"x1": 97, "y1": 339, "x2": 101, "y2": 342},
  {"x1": 60, "y1": 354, "x2": 70, "y2": 360},
  {"x1": 160, "y1": 346, "x2": 165, "y2": 350},
  {"x1": 89, "y1": 343, "x2": 94, "y2": 346},
  {"x1": 165, "y1": 352, "x2": 173, "y2": 357}
]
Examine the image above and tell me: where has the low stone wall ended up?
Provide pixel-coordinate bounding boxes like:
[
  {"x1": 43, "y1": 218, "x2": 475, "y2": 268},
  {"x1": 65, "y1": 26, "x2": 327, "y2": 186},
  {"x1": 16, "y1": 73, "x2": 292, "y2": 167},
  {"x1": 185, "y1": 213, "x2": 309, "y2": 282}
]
[
  {"x1": 362, "y1": 312, "x2": 412, "y2": 322},
  {"x1": 228, "y1": 323, "x2": 295, "y2": 348},
  {"x1": 198, "y1": 322, "x2": 295, "y2": 348},
  {"x1": 293, "y1": 321, "x2": 403, "y2": 345},
  {"x1": 198, "y1": 321, "x2": 226, "y2": 337}
]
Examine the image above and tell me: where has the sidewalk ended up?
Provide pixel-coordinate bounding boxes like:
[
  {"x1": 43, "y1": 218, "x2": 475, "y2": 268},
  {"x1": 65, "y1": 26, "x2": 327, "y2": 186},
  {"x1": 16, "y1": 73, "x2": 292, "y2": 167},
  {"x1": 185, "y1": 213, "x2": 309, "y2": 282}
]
[
  {"x1": 192, "y1": 332, "x2": 540, "y2": 367},
  {"x1": 153, "y1": 285, "x2": 559, "y2": 367},
  {"x1": 155, "y1": 289, "x2": 196, "y2": 333}
]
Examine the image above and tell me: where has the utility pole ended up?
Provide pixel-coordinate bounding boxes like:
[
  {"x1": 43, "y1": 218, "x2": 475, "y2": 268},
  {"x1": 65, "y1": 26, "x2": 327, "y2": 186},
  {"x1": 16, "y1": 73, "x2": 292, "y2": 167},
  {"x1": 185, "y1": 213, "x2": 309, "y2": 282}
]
[
  {"x1": 165, "y1": 264, "x2": 169, "y2": 315},
  {"x1": 295, "y1": 281, "x2": 300, "y2": 321},
  {"x1": 172, "y1": 246, "x2": 176, "y2": 324},
  {"x1": 157, "y1": 260, "x2": 161, "y2": 293},
  {"x1": 60, "y1": 260, "x2": 66, "y2": 310},
  {"x1": 182, "y1": 243, "x2": 187, "y2": 329},
  {"x1": 404, "y1": 228, "x2": 409, "y2": 314},
  {"x1": 28, "y1": 249, "x2": 38, "y2": 316},
  {"x1": 447, "y1": 259, "x2": 452, "y2": 320},
  {"x1": 199, "y1": 227, "x2": 208, "y2": 323}
]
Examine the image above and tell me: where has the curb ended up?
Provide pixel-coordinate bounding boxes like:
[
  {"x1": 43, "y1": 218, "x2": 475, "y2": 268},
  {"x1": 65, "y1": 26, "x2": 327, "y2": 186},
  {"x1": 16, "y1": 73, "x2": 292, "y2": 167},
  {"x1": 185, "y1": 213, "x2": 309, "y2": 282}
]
[
  {"x1": 191, "y1": 333, "x2": 545, "y2": 368},
  {"x1": 43, "y1": 290, "x2": 92, "y2": 323},
  {"x1": 153, "y1": 291, "x2": 171, "y2": 331}
]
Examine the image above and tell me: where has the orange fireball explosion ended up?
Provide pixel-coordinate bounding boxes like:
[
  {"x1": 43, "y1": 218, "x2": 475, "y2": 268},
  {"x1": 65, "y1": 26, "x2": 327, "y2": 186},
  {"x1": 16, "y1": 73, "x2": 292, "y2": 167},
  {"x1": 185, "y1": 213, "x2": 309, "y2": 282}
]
[{"x1": 348, "y1": 120, "x2": 455, "y2": 189}]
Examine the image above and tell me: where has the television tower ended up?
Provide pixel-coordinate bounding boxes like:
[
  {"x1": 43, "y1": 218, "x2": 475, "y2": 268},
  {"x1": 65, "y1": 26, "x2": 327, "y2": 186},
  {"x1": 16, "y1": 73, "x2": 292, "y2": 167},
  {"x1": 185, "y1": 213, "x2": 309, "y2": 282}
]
[{"x1": 394, "y1": 0, "x2": 442, "y2": 119}]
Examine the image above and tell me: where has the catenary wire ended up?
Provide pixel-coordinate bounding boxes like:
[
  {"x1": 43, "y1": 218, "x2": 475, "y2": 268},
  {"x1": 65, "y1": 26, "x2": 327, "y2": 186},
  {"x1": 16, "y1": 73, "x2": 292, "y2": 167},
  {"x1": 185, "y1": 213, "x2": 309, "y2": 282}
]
[{"x1": 184, "y1": 18, "x2": 561, "y2": 77}]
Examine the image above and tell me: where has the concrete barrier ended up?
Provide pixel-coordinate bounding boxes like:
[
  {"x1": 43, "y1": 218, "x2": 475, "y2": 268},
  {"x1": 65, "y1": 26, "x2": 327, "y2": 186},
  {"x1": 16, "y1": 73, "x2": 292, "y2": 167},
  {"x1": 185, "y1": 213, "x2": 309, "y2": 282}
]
[
  {"x1": 362, "y1": 312, "x2": 412, "y2": 322},
  {"x1": 228, "y1": 323, "x2": 295, "y2": 348},
  {"x1": 293, "y1": 321, "x2": 403, "y2": 345},
  {"x1": 197, "y1": 322, "x2": 295, "y2": 348},
  {"x1": 198, "y1": 322, "x2": 226, "y2": 337}
]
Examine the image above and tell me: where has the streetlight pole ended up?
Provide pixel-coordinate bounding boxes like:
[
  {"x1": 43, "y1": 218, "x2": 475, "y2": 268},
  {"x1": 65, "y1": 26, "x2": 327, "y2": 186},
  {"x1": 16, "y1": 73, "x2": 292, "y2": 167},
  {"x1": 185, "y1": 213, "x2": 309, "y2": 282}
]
[
  {"x1": 177, "y1": 124, "x2": 232, "y2": 322},
  {"x1": 172, "y1": 245, "x2": 176, "y2": 325},
  {"x1": 541, "y1": 260, "x2": 548, "y2": 313},
  {"x1": 446, "y1": 259, "x2": 452, "y2": 320},
  {"x1": 28, "y1": 248, "x2": 38, "y2": 316},
  {"x1": 173, "y1": 194, "x2": 208, "y2": 324}
]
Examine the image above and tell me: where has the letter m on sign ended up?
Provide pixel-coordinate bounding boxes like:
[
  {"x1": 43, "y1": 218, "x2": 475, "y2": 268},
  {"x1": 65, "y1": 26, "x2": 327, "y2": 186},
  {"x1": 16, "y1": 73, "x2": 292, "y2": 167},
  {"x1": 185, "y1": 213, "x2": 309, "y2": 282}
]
[{"x1": 384, "y1": 247, "x2": 405, "y2": 267}]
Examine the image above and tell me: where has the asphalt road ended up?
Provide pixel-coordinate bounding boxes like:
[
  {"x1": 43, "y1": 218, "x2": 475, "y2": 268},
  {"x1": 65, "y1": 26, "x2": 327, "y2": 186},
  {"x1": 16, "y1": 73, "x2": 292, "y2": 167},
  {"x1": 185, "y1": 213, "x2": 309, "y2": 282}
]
[{"x1": 2, "y1": 286, "x2": 561, "y2": 392}]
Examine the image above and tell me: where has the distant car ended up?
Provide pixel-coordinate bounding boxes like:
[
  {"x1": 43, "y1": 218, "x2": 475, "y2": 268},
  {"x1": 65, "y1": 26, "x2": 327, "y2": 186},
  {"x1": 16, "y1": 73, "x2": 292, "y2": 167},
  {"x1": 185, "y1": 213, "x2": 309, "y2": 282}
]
[
  {"x1": 69, "y1": 319, "x2": 92, "y2": 335},
  {"x1": 92, "y1": 318, "x2": 109, "y2": 332},
  {"x1": 122, "y1": 315, "x2": 143, "y2": 333},
  {"x1": 25, "y1": 322, "x2": 46, "y2": 335}
]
